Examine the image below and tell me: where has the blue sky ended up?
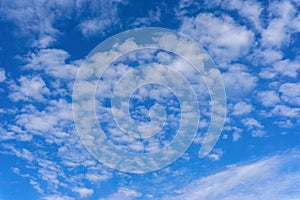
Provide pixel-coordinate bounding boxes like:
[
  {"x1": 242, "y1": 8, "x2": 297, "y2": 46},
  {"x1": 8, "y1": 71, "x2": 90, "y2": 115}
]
[{"x1": 0, "y1": 0, "x2": 300, "y2": 199}]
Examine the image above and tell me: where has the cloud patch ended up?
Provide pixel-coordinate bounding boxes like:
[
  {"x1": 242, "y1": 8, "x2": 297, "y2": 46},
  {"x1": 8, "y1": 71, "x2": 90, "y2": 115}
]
[{"x1": 163, "y1": 150, "x2": 300, "y2": 200}]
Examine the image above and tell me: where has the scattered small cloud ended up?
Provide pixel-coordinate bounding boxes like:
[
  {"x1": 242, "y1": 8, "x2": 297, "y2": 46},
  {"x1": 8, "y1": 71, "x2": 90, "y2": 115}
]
[
  {"x1": 100, "y1": 188, "x2": 141, "y2": 200},
  {"x1": 258, "y1": 90, "x2": 280, "y2": 107},
  {"x1": 231, "y1": 102, "x2": 253, "y2": 116},
  {"x1": 72, "y1": 187, "x2": 94, "y2": 198},
  {"x1": 207, "y1": 148, "x2": 223, "y2": 161}
]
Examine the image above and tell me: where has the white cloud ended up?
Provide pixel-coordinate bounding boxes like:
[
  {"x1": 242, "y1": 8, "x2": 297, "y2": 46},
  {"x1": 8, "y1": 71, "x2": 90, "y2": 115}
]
[
  {"x1": 0, "y1": 0, "x2": 125, "y2": 47},
  {"x1": 1, "y1": 87, "x2": 113, "y2": 196},
  {"x1": 25, "y1": 49, "x2": 69, "y2": 70},
  {"x1": 251, "y1": 129, "x2": 266, "y2": 137},
  {"x1": 24, "y1": 49, "x2": 78, "y2": 80},
  {"x1": 2, "y1": 1, "x2": 300, "y2": 198},
  {"x1": 72, "y1": 187, "x2": 94, "y2": 198},
  {"x1": 163, "y1": 150, "x2": 300, "y2": 200},
  {"x1": 132, "y1": 8, "x2": 161, "y2": 27},
  {"x1": 180, "y1": 13, "x2": 254, "y2": 63},
  {"x1": 0, "y1": 125, "x2": 33, "y2": 142},
  {"x1": 0, "y1": 68, "x2": 6, "y2": 82},
  {"x1": 100, "y1": 188, "x2": 141, "y2": 200},
  {"x1": 279, "y1": 83, "x2": 300, "y2": 106},
  {"x1": 79, "y1": 18, "x2": 112, "y2": 37},
  {"x1": 258, "y1": 90, "x2": 280, "y2": 107},
  {"x1": 242, "y1": 118, "x2": 264, "y2": 129},
  {"x1": 223, "y1": 126, "x2": 242, "y2": 142},
  {"x1": 252, "y1": 48, "x2": 283, "y2": 66},
  {"x1": 274, "y1": 119, "x2": 294, "y2": 128},
  {"x1": 273, "y1": 59, "x2": 300, "y2": 78},
  {"x1": 232, "y1": 132, "x2": 241, "y2": 142},
  {"x1": 78, "y1": 0, "x2": 126, "y2": 37},
  {"x1": 272, "y1": 105, "x2": 300, "y2": 117},
  {"x1": 30, "y1": 179, "x2": 44, "y2": 194},
  {"x1": 207, "y1": 148, "x2": 223, "y2": 161},
  {"x1": 221, "y1": 0, "x2": 263, "y2": 30},
  {"x1": 0, "y1": 0, "x2": 70, "y2": 48},
  {"x1": 2, "y1": 144, "x2": 34, "y2": 162},
  {"x1": 15, "y1": 111, "x2": 57, "y2": 133},
  {"x1": 261, "y1": 1, "x2": 297, "y2": 48},
  {"x1": 13, "y1": 99, "x2": 73, "y2": 141},
  {"x1": 222, "y1": 65, "x2": 257, "y2": 98},
  {"x1": 258, "y1": 68, "x2": 277, "y2": 79},
  {"x1": 231, "y1": 102, "x2": 253, "y2": 116},
  {"x1": 9, "y1": 76, "x2": 50, "y2": 102},
  {"x1": 262, "y1": 19, "x2": 287, "y2": 48},
  {"x1": 280, "y1": 83, "x2": 300, "y2": 97},
  {"x1": 85, "y1": 173, "x2": 111, "y2": 182}
]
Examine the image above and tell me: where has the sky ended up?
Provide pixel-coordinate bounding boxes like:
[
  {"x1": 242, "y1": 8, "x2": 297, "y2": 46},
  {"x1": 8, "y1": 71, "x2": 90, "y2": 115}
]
[{"x1": 0, "y1": 0, "x2": 300, "y2": 199}]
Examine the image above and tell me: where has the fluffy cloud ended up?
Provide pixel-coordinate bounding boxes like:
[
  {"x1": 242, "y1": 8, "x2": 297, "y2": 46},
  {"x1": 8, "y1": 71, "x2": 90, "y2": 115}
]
[
  {"x1": 253, "y1": 48, "x2": 283, "y2": 67},
  {"x1": 100, "y1": 188, "x2": 141, "y2": 200},
  {"x1": 78, "y1": 0, "x2": 126, "y2": 37},
  {"x1": 223, "y1": 126, "x2": 242, "y2": 142},
  {"x1": 72, "y1": 187, "x2": 94, "y2": 198},
  {"x1": 251, "y1": 129, "x2": 266, "y2": 137},
  {"x1": 272, "y1": 105, "x2": 300, "y2": 117},
  {"x1": 273, "y1": 59, "x2": 300, "y2": 78},
  {"x1": 279, "y1": 83, "x2": 300, "y2": 106},
  {"x1": 261, "y1": 1, "x2": 297, "y2": 48},
  {"x1": 258, "y1": 90, "x2": 281, "y2": 107},
  {"x1": 207, "y1": 148, "x2": 223, "y2": 161},
  {"x1": 221, "y1": 0, "x2": 263, "y2": 30},
  {"x1": 232, "y1": 132, "x2": 241, "y2": 142},
  {"x1": 280, "y1": 83, "x2": 300, "y2": 97},
  {"x1": 8, "y1": 76, "x2": 50, "y2": 102},
  {"x1": 180, "y1": 13, "x2": 254, "y2": 63},
  {"x1": 0, "y1": 0, "x2": 125, "y2": 47},
  {"x1": 231, "y1": 102, "x2": 253, "y2": 116},
  {"x1": 0, "y1": 0, "x2": 72, "y2": 48},
  {"x1": 241, "y1": 117, "x2": 265, "y2": 137},
  {"x1": 274, "y1": 119, "x2": 294, "y2": 128},
  {"x1": 222, "y1": 65, "x2": 257, "y2": 98},
  {"x1": 24, "y1": 49, "x2": 78, "y2": 80},
  {"x1": 242, "y1": 118, "x2": 264, "y2": 129}
]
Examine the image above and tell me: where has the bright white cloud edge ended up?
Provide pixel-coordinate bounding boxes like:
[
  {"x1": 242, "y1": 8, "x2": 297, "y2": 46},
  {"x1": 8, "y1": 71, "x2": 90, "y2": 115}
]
[{"x1": 164, "y1": 150, "x2": 300, "y2": 200}]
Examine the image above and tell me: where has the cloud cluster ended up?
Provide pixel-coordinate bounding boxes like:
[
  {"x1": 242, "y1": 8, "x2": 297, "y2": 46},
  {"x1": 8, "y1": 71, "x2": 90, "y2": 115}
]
[
  {"x1": 0, "y1": 0, "x2": 126, "y2": 48},
  {"x1": 0, "y1": 0, "x2": 299, "y2": 199}
]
